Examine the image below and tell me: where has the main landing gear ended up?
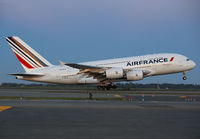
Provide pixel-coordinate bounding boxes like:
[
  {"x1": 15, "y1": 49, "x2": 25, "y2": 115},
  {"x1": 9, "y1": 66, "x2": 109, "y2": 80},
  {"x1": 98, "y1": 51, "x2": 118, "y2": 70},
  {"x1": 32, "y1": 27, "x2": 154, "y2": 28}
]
[
  {"x1": 183, "y1": 71, "x2": 187, "y2": 80},
  {"x1": 97, "y1": 83, "x2": 117, "y2": 90}
]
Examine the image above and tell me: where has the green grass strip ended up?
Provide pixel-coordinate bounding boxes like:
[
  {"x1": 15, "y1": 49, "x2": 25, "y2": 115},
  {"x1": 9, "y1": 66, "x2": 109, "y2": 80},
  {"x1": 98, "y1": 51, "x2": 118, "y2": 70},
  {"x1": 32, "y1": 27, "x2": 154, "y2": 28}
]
[{"x1": 0, "y1": 96, "x2": 122, "y2": 101}]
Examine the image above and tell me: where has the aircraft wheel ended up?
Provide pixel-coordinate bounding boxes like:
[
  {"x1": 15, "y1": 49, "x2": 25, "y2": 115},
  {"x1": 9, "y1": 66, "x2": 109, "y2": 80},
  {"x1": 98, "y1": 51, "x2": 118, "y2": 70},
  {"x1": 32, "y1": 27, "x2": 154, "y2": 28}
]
[
  {"x1": 183, "y1": 76, "x2": 187, "y2": 80},
  {"x1": 106, "y1": 86, "x2": 111, "y2": 90},
  {"x1": 112, "y1": 85, "x2": 117, "y2": 89}
]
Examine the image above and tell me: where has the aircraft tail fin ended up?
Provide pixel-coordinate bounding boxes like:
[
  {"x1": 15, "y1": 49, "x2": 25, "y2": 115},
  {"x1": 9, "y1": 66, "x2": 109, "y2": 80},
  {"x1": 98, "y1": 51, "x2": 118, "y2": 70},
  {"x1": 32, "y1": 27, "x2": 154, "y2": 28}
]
[{"x1": 6, "y1": 36, "x2": 52, "y2": 72}]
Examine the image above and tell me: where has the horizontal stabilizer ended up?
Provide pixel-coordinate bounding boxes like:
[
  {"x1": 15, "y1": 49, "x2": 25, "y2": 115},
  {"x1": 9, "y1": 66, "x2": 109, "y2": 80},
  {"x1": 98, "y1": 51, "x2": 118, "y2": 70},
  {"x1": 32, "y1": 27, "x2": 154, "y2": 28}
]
[{"x1": 8, "y1": 73, "x2": 44, "y2": 77}]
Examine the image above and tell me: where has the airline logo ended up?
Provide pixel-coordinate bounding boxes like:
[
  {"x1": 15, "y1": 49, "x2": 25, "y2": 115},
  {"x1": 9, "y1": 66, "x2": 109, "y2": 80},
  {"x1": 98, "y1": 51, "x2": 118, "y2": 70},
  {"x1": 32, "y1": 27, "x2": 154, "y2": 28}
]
[
  {"x1": 6, "y1": 37, "x2": 48, "y2": 69},
  {"x1": 126, "y1": 57, "x2": 174, "y2": 66}
]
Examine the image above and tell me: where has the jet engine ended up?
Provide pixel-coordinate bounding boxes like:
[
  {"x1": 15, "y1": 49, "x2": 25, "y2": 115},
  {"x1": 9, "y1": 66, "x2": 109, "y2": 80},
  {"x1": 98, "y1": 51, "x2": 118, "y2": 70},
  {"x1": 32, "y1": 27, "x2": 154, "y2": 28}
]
[
  {"x1": 126, "y1": 70, "x2": 143, "y2": 81},
  {"x1": 105, "y1": 68, "x2": 124, "y2": 79}
]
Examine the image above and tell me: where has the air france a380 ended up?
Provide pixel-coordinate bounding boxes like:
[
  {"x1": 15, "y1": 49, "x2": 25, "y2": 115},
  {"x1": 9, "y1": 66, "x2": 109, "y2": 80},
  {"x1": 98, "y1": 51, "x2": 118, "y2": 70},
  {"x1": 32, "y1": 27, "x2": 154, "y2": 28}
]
[{"x1": 6, "y1": 36, "x2": 196, "y2": 90}]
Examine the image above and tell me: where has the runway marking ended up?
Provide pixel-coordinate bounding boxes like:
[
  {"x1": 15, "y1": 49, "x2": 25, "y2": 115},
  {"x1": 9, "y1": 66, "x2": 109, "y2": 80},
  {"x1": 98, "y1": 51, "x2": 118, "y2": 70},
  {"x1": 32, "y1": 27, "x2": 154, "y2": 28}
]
[
  {"x1": 114, "y1": 95, "x2": 121, "y2": 98},
  {"x1": 0, "y1": 106, "x2": 12, "y2": 112},
  {"x1": 179, "y1": 96, "x2": 186, "y2": 98}
]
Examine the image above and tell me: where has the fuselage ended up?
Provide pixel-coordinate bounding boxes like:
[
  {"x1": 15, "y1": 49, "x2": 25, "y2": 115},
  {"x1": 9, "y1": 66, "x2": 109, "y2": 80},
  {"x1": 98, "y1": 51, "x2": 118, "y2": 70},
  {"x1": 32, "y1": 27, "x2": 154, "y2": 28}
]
[{"x1": 20, "y1": 53, "x2": 196, "y2": 84}]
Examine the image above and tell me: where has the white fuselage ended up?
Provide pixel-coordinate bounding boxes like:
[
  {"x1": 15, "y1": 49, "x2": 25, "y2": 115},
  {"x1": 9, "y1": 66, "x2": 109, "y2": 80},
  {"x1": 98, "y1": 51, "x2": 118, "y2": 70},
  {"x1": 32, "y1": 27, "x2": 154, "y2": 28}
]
[{"x1": 20, "y1": 53, "x2": 196, "y2": 84}]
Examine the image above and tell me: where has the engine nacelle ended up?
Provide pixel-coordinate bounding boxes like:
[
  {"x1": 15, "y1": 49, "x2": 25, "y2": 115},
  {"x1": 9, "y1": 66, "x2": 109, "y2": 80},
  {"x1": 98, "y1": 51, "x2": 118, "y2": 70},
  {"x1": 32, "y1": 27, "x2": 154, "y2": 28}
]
[
  {"x1": 126, "y1": 70, "x2": 143, "y2": 81},
  {"x1": 106, "y1": 68, "x2": 124, "y2": 79}
]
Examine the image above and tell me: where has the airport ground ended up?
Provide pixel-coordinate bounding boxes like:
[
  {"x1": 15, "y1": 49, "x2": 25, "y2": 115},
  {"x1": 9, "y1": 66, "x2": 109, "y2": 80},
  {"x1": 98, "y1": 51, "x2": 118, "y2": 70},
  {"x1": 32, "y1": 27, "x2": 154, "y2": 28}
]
[{"x1": 0, "y1": 88, "x2": 200, "y2": 139}]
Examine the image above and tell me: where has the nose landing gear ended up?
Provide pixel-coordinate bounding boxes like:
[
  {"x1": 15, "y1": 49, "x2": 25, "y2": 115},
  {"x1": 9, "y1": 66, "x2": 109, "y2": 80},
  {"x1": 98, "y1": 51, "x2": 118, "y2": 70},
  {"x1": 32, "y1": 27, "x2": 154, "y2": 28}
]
[{"x1": 183, "y1": 71, "x2": 188, "y2": 80}]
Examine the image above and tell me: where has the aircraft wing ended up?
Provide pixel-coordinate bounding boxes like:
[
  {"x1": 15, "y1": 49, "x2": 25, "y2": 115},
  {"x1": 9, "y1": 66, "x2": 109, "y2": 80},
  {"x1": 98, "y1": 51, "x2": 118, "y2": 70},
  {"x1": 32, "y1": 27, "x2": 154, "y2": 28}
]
[
  {"x1": 65, "y1": 63, "x2": 103, "y2": 70},
  {"x1": 64, "y1": 63, "x2": 110, "y2": 81},
  {"x1": 64, "y1": 63, "x2": 109, "y2": 74}
]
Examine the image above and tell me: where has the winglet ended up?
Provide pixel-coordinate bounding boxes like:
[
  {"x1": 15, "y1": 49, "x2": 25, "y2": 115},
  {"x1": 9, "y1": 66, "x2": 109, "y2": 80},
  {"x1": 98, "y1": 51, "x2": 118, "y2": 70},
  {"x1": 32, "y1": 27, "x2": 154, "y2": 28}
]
[{"x1": 58, "y1": 60, "x2": 65, "y2": 65}]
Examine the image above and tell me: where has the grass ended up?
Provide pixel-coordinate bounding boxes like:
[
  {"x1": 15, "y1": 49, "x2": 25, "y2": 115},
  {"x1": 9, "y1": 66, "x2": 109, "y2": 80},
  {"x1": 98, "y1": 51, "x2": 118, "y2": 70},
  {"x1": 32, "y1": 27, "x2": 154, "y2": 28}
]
[
  {"x1": 1, "y1": 87, "x2": 200, "y2": 91},
  {"x1": 43, "y1": 90, "x2": 200, "y2": 96},
  {"x1": 0, "y1": 96, "x2": 123, "y2": 101}
]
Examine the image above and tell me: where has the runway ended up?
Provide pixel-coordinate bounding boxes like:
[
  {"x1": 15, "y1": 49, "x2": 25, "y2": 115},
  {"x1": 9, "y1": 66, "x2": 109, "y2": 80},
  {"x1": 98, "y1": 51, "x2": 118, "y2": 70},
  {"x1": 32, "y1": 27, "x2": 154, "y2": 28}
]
[{"x1": 0, "y1": 89, "x2": 200, "y2": 139}]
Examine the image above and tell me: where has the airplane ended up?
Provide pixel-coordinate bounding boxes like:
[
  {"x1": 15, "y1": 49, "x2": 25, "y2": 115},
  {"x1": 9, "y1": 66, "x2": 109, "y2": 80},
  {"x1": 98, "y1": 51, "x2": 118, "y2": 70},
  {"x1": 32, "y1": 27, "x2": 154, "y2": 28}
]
[{"x1": 5, "y1": 36, "x2": 196, "y2": 90}]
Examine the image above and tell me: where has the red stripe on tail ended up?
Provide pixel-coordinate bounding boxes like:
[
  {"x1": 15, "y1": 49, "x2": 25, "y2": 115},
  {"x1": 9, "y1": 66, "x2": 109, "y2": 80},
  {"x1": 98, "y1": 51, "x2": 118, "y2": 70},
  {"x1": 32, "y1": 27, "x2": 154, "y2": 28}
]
[
  {"x1": 14, "y1": 52, "x2": 34, "y2": 69},
  {"x1": 170, "y1": 57, "x2": 174, "y2": 62}
]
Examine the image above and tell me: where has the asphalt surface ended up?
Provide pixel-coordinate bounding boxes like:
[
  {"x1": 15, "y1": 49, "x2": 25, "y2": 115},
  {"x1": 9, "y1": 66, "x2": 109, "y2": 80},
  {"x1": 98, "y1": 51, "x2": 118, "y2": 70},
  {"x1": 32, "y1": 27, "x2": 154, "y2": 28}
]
[{"x1": 0, "y1": 89, "x2": 200, "y2": 139}]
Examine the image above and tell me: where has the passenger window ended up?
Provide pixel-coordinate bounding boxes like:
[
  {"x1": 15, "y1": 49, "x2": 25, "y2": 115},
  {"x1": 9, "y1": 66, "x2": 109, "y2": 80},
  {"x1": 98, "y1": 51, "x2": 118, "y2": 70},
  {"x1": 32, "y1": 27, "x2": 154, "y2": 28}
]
[{"x1": 186, "y1": 59, "x2": 190, "y2": 61}]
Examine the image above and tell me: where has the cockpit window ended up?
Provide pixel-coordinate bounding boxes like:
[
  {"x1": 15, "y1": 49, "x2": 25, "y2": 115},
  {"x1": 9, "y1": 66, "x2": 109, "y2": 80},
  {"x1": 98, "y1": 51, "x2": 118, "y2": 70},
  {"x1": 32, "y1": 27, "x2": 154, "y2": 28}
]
[{"x1": 186, "y1": 59, "x2": 190, "y2": 61}]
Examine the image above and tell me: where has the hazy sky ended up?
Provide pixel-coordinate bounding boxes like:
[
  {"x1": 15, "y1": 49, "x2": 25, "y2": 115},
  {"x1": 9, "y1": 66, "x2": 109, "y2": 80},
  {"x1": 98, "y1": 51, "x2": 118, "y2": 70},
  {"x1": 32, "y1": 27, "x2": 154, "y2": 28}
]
[{"x1": 0, "y1": 0, "x2": 199, "y2": 84}]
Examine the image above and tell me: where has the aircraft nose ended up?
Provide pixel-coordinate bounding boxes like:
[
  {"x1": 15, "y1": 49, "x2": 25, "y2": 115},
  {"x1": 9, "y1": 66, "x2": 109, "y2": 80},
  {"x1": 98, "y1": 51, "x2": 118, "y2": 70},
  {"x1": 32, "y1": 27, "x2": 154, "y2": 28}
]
[{"x1": 190, "y1": 60, "x2": 196, "y2": 69}]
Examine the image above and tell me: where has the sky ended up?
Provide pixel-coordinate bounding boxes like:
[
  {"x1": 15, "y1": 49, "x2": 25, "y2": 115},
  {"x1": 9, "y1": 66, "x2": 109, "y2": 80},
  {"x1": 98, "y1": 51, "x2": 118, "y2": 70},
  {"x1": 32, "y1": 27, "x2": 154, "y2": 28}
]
[{"x1": 0, "y1": 0, "x2": 199, "y2": 84}]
